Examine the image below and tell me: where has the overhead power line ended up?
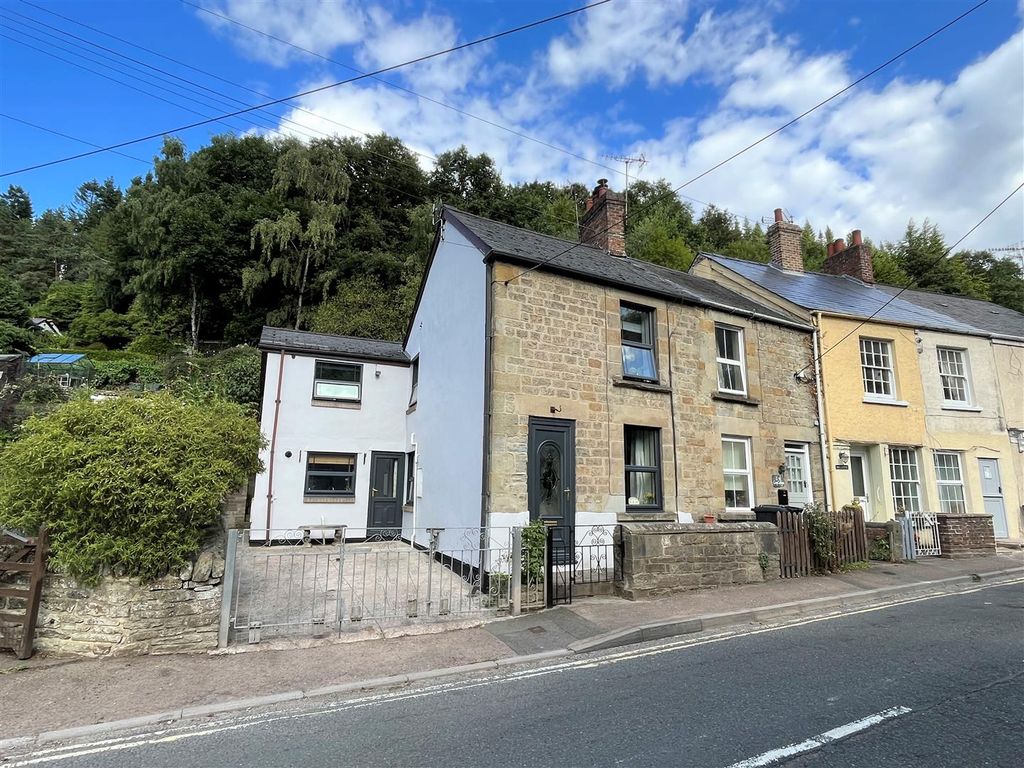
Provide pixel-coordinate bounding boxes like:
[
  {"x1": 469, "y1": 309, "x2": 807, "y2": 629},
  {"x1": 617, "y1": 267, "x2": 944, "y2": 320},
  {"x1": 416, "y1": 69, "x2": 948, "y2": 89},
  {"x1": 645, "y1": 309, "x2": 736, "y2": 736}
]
[
  {"x1": 0, "y1": 0, "x2": 613, "y2": 177},
  {"x1": 0, "y1": 113, "x2": 150, "y2": 166},
  {"x1": 798, "y1": 179, "x2": 1024, "y2": 373},
  {"x1": 500, "y1": 0, "x2": 993, "y2": 287}
]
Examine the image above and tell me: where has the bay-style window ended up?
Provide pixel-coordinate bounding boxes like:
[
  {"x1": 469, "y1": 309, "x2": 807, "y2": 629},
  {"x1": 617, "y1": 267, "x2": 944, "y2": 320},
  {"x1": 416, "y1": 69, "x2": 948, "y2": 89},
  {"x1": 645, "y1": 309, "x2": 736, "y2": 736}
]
[
  {"x1": 625, "y1": 426, "x2": 662, "y2": 509},
  {"x1": 620, "y1": 303, "x2": 657, "y2": 381},
  {"x1": 715, "y1": 324, "x2": 747, "y2": 395},
  {"x1": 933, "y1": 451, "x2": 967, "y2": 514},
  {"x1": 305, "y1": 453, "x2": 356, "y2": 496},
  {"x1": 313, "y1": 361, "x2": 361, "y2": 402},
  {"x1": 722, "y1": 437, "x2": 754, "y2": 513},
  {"x1": 860, "y1": 338, "x2": 895, "y2": 400},
  {"x1": 889, "y1": 447, "x2": 921, "y2": 513},
  {"x1": 936, "y1": 347, "x2": 971, "y2": 406}
]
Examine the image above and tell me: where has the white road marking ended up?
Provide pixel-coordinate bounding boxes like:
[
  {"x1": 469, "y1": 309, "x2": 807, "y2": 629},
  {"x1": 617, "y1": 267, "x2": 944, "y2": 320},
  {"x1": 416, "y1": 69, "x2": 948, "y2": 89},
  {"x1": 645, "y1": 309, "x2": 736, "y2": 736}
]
[
  {"x1": 6, "y1": 578, "x2": 1020, "y2": 766},
  {"x1": 725, "y1": 706, "x2": 913, "y2": 767}
]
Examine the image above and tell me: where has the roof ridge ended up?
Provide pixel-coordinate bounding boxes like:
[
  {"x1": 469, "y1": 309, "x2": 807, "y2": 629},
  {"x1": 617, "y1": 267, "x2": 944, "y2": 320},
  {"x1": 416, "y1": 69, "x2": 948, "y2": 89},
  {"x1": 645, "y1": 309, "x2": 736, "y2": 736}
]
[
  {"x1": 261, "y1": 326, "x2": 404, "y2": 346},
  {"x1": 444, "y1": 206, "x2": 606, "y2": 254}
]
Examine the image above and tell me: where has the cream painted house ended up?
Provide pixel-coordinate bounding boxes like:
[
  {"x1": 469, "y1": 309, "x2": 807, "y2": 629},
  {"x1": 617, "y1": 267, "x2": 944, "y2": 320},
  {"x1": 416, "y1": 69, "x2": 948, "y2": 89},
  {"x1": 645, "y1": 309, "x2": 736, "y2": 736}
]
[{"x1": 692, "y1": 212, "x2": 1024, "y2": 542}]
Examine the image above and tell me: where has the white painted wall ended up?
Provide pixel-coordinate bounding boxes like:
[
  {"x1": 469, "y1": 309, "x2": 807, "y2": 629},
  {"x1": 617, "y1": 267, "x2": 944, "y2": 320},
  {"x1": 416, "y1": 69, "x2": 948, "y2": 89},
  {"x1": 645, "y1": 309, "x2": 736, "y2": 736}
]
[
  {"x1": 405, "y1": 222, "x2": 487, "y2": 552},
  {"x1": 251, "y1": 351, "x2": 410, "y2": 538}
]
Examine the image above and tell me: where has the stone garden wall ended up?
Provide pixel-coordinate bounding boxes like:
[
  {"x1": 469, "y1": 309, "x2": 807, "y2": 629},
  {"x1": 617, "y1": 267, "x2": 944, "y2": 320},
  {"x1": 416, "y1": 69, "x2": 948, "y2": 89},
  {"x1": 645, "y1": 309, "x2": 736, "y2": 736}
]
[
  {"x1": 31, "y1": 544, "x2": 225, "y2": 657},
  {"x1": 617, "y1": 522, "x2": 780, "y2": 600}
]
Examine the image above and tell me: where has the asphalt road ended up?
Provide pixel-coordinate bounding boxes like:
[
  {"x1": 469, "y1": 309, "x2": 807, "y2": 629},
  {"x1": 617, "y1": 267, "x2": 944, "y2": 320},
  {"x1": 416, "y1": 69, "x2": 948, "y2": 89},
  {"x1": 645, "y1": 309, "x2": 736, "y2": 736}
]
[{"x1": 9, "y1": 581, "x2": 1023, "y2": 768}]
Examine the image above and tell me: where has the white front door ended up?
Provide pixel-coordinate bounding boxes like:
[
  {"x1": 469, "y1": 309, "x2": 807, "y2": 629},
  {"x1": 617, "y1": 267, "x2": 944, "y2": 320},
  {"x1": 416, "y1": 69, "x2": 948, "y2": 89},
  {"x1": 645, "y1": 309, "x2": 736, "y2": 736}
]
[
  {"x1": 849, "y1": 450, "x2": 872, "y2": 520},
  {"x1": 784, "y1": 443, "x2": 813, "y2": 507}
]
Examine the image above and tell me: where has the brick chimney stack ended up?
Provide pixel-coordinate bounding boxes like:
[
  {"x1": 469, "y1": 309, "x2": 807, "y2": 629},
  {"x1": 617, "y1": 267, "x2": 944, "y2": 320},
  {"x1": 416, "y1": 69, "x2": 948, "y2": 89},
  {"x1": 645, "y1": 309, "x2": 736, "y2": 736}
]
[
  {"x1": 822, "y1": 229, "x2": 874, "y2": 283},
  {"x1": 767, "y1": 208, "x2": 804, "y2": 272},
  {"x1": 579, "y1": 178, "x2": 626, "y2": 257}
]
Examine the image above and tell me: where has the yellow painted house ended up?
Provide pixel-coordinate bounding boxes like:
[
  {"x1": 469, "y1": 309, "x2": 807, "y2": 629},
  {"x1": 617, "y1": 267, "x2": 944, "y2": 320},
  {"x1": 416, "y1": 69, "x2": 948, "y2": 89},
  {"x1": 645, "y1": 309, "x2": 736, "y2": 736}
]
[{"x1": 691, "y1": 212, "x2": 1023, "y2": 543}]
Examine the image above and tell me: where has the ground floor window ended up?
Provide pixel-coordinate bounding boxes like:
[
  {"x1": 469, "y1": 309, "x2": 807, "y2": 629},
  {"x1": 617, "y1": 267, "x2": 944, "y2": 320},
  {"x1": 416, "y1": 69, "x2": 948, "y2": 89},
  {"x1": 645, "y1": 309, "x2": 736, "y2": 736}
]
[
  {"x1": 722, "y1": 436, "x2": 754, "y2": 513},
  {"x1": 889, "y1": 447, "x2": 921, "y2": 513},
  {"x1": 625, "y1": 425, "x2": 662, "y2": 509},
  {"x1": 305, "y1": 453, "x2": 357, "y2": 496},
  {"x1": 933, "y1": 451, "x2": 966, "y2": 514}
]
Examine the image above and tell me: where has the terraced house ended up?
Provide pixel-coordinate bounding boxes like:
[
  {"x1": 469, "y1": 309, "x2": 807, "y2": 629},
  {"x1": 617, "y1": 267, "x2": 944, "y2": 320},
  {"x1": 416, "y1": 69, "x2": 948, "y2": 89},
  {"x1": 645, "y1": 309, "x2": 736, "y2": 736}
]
[
  {"x1": 692, "y1": 212, "x2": 1024, "y2": 544},
  {"x1": 251, "y1": 182, "x2": 826, "y2": 548}
]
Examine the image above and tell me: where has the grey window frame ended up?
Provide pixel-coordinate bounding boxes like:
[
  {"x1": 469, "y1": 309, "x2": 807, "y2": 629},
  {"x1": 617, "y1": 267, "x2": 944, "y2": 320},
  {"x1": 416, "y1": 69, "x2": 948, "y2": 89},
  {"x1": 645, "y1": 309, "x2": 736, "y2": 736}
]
[
  {"x1": 304, "y1": 452, "x2": 357, "y2": 497},
  {"x1": 409, "y1": 357, "x2": 419, "y2": 406},
  {"x1": 313, "y1": 360, "x2": 362, "y2": 403},
  {"x1": 405, "y1": 450, "x2": 416, "y2": 503},
  {"x1": 624, "y1": 425, "x2": 663, "y2": 510},
  {"x1": 620, "y1": 302, "x2": 658, "y2": 382}
]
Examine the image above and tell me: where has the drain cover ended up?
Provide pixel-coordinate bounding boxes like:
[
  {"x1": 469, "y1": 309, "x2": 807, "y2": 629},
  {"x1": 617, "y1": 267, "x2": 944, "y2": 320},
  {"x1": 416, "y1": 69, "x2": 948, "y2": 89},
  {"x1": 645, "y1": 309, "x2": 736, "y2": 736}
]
[{"x1": 528, "y1": 626, "x2": 547, "y2": 635}]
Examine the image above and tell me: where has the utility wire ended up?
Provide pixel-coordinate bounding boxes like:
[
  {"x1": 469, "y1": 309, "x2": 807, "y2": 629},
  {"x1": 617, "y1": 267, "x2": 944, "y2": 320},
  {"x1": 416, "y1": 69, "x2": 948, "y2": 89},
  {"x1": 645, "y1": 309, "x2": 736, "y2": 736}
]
[
  {"x1": 179, "y1": 0, "x2": 738, "y2": 218},
  {"x1": 13, "y1": 0, "x2": 757, "y2": 223},
  {"x1": 798, "y1": 180, "x2": 1024, "y2": 374},
  {"x1": 0, "y1": 113, "x2": 150, "y2": 166},
  {"x1": 0, "y1": 0, "x2": 612, "y2": 177},
  {"x1": 2, "y1": 13, "x2": 582, "y2": 231},
  {"x1": 500, "y1": 0, "x2": 993, "y2": 286}
]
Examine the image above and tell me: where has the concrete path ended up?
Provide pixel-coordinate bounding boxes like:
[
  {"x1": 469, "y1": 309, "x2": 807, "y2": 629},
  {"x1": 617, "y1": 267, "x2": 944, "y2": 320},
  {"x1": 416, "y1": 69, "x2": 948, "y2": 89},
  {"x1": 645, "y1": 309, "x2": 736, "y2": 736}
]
[{"x1": 1, "y1": 553, "x2": 1020, "y2": 747}]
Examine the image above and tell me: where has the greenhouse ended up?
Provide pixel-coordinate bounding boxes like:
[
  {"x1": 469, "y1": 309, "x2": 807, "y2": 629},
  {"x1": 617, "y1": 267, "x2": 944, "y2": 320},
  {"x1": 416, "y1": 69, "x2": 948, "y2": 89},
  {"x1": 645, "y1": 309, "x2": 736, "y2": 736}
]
[{"x1": 27, "y1": 353, "x2": 94, "y2": 388}]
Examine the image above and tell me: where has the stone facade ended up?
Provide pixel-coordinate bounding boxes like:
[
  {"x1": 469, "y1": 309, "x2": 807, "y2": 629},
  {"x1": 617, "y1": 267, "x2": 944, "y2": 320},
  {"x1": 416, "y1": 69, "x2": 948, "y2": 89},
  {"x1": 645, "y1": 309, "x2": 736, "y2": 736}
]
[
  {"x1": 617, "y1": 522, "x2": 780, "y2": 599},
  {"x1": 221, "y1": 485, "x2": 249, "y2": 531},
  {"x1": 487, "y1": 261, "x2": 824, "y2": 523},
  {"x1": 27, "y1": 544, "x2": 225, "y2": 657},
  {"x1": 935, "y1": 513, "x2": 997, "y2": 558},
  {"x1": 865, "y1": 520, "x2": 905, "y2": 561},
  {"x1": 767, "y1": 212, "x2": 804, "y2": 272}
]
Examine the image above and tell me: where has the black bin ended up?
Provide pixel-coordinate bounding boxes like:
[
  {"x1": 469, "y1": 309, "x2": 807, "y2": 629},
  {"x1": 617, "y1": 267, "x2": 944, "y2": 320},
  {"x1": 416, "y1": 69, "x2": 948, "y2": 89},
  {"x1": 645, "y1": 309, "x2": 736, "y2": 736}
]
[{"x1": 753, "y1": 504, "x2": 802, "y2": 524}]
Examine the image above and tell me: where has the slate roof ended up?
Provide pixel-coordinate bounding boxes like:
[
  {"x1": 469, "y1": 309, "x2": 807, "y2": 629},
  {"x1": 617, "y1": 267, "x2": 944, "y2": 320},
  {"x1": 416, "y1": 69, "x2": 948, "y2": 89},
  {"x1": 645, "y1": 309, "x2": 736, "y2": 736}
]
[
  {"x1": 259, "y1": 327, "x2": 409, "y2": 364},
  {"x1": 875, "y1": 285, "x2": 1024, "y2": 340},
  {"x1": 444, "y1": 208, "x2": 808, "y2": 329},
  {"x1": 701, "y1": 254, "x2": 986, "y2": 336}
]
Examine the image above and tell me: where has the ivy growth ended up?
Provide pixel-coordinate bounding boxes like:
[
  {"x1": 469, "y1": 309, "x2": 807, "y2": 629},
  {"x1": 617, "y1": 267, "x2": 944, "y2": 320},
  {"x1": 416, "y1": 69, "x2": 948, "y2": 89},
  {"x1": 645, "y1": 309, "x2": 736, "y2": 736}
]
[{"x1": 803, "y1": 502, "x2": 838, "y2": 572}]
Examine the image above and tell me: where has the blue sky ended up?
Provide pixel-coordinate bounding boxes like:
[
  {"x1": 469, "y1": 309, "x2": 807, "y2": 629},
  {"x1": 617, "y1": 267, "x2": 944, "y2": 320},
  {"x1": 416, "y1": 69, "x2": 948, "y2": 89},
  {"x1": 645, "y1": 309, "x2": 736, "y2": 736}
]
[{"x1": 1, "y1": 0, "x2": 1021, "y2": 248}]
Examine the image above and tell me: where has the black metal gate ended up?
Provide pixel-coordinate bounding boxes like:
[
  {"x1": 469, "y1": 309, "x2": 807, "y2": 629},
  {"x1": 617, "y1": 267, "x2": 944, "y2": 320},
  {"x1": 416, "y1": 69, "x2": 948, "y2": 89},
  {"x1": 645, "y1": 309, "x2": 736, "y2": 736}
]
[{"x1": 544, "y1": 525, "x2": 621, "y2": 607}]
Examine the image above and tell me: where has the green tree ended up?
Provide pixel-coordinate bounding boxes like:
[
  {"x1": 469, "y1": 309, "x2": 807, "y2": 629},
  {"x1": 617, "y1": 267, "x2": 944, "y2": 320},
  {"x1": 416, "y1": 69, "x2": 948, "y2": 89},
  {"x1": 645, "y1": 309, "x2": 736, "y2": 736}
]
[
  {"x1": 32, "y1": 280, "x2": 101, "y2": 330},
  {"x1": 0, "y1": 272, "x2": 30, "y2": 325},
  {"x1": 247, "y1": 138, "x2": 351, "y2": 329},
  {"x1": 0, "y1": 392, "x2": 263, "y2": 582},
  {"x1": 310, "y1": 273, "x2": 416, "y2": 342},
  {"x1": 961, "y1": 251, "x2": 1024, "y2": 313},
  {"x1": 428, "y1": 146, "x2": 502, "y2": 214}
]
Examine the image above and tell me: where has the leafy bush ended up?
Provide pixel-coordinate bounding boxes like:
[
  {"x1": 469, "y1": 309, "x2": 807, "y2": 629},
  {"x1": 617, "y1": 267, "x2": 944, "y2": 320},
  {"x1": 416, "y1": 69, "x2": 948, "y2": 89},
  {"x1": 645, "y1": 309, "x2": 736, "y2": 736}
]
[
  {"x1": 522, "y1": 519, "x2": 547, "y2": 583},
  {"x1": 127, "y1": 334, "x2": 181, "y2": 357},
  {"x1": 68, "y1": 309, "x2": 134, "y2": 349},
  {"x1": 804, "y1": 502, "x2": 837, "y2": 572},
  {"x1": 168, "y1": 346, "x2": 261, "y2": 412},
  {"x1": 91, "y1": 356, "x2": 162, "y2": 388},
  {"x1": 0, "y1": 320, "x2": 37, "y2": 354},
  {"x1": 0, "y1": 392, "x2": 264, "y2": 582}
]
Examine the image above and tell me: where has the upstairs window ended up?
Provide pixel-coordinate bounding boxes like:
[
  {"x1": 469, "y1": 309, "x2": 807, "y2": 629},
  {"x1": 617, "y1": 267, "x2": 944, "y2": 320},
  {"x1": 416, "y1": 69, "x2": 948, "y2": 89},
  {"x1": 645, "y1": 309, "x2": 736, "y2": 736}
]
[
  {"x1": 313, "y1": 361, "x2": 361, "y2": 402},
  {"x1": 620, "y1": 303, "x2": 657, "y2": 381},
  {"x1": 625, "y1": 426, "x2": 662, "y2": 510},
  {"x1": 860, "y1": 338, "x2": 895, "y2": 400},
  {"x1": 715, "y1": 324, "x2": 747, "y2": 395},
  {"x1": 305, "y1": 453, "x2": 356, "y2": 496},
  {"x1": 405, "y1": 450, "x2": 416, "y2": 503},
  {"x1": 409, "y1": 357, "x2": 419, "y2": 406},
  {"x1": 936, "y1": 347, "x2": 971, "y2": 406}
]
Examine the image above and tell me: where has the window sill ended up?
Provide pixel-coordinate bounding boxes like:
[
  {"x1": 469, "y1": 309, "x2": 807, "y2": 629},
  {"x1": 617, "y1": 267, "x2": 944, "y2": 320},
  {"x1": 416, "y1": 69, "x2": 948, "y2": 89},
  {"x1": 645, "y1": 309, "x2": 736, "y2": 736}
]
[
  {"x1": 303, "y1": 496, "x2": 356, "y2": 504},
  {"x1": 618, "y1": 510, "x2": 676, "y2": 522},
  {"x1": 721, "y1": 510, "x2": 755, "y2": 521},
  {"x1": 941, "y1": 404, "x2": 983, "y2": 413},
  {"x1": 406, "y1": 402, "x2": 417, "y2": 415},
  {"x1": 862, "y1": 397, "x2": 909, "y2": 407},
  {"x1": 402, "y1": 504, "x2": 414, "y2": 513},
  {"x1": 311, "y1": 399, "x2": 362, "y2": 410},
  {"x1": 613, "y1": 377, "x2": 671, "y2": 394},
  {"x1": 712, "y1": 392, "x2": 760, "y2": 406}
]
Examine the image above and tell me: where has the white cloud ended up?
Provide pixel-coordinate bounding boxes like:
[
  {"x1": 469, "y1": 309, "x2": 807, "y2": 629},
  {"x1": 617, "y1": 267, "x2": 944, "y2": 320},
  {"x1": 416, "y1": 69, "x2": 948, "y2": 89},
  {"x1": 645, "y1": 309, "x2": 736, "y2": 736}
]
[{"x1": 198, "y1": 0, "x2": 368, "y2": 66}]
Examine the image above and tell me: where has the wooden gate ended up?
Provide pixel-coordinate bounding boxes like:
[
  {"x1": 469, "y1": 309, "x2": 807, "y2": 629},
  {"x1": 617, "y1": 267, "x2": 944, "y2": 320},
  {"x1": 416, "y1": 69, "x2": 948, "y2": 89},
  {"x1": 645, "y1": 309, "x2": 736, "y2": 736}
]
[
  {"x1": 829, "y1": 506, "x2": 868, "y2": 566},
  {"x1": 0, "y1": 527, "x2": 49, "y2": 660},
  {"x1": 776, "y1": 509, "x2": 813, "y2": 578}
]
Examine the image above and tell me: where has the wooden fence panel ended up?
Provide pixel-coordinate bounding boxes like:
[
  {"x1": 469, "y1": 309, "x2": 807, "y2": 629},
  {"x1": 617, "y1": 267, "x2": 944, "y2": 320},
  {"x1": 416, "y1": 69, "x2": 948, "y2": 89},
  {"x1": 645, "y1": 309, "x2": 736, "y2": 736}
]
[
  {"x1": 775, "y1": 507, "x2": 866, "y2": 578},
  {"x1": 0, "y1": 527, "x2": 49, "y2": 660}
]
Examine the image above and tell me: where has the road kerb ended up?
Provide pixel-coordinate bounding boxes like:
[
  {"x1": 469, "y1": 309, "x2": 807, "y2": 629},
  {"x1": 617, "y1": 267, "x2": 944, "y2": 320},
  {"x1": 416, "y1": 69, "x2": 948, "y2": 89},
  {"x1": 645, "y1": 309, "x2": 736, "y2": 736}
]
[
  {"x1": 568, "y1": 566, "x2": 1024, "y2": 654},
  {"x1": 6, "y1": 565, "x2": 1021, "y2": 755}
]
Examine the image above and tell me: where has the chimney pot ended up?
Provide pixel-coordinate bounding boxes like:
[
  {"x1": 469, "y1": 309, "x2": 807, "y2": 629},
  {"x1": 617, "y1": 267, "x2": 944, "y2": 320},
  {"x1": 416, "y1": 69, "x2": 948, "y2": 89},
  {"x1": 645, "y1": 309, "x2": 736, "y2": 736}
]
[
  {"x1": 852, "y1": 229, "x2": 863, "y2": 246},
  {"x1": 827, "y1": 242, "x2": 834, "y2": 257},
  {"x1": 835, "y1": 239, "x2": 846, "y2": 252},
  {"x1": 822, "y1": 230, "x2": 874, "y2": 283},
  {"x1": 774, "y1": 208, "x2": 784, "y2": 223}
]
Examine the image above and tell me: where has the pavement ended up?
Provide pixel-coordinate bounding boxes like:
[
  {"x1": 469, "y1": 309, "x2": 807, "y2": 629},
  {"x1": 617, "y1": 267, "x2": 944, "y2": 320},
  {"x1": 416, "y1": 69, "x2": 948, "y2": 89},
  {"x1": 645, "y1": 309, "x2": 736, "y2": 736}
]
[
  {"x1": 0, "y1": 552, "x2": 1021, "y2": 751},
  {"x1": 6, "y1": 578, "x2": 1023, "y2": 767}
]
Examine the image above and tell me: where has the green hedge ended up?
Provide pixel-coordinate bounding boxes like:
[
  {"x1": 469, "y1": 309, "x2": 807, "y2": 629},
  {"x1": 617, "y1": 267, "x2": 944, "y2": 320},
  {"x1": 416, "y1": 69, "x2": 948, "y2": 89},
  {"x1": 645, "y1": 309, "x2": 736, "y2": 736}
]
[{"x1": 0, "y1": 392, "x2": 264, "y2": 582}]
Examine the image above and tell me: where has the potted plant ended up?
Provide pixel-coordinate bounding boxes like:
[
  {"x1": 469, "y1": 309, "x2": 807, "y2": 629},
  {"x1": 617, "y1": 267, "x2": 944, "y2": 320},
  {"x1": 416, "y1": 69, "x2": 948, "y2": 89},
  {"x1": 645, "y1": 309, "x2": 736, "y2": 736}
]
[{"x1": 703, "y1": 514, "x2": 717, "y2": 524}]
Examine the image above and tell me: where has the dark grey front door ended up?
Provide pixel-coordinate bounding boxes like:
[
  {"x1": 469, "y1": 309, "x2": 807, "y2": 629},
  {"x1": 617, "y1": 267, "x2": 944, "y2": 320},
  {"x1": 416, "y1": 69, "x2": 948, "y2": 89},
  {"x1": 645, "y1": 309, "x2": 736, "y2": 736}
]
[
  {"x1": 978, "y1": 458, "x2": 1008, "y2": 538},
  {"x1": 368, "y1": 452, "x2": 404, "y2": 531},
  {"x1": 528, "y1": 417, "x2": 575, "y2": 528}
]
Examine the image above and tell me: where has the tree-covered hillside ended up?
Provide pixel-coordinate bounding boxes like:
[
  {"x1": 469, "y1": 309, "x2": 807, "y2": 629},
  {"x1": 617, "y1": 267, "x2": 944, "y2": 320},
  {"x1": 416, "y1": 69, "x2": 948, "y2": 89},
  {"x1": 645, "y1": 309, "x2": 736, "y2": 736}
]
[{"x1": 1, "y1": 132, "x2": 1020, "y2": 354}]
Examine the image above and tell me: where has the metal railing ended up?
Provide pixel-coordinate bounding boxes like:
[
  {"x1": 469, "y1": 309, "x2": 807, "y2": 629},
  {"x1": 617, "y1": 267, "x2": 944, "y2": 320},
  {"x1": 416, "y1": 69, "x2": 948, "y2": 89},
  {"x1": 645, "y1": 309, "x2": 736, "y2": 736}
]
[
  {"x1": 899, "y1": 513, "x2": 942, "y2": 558},
  {"x1": 221, "y1": 522, "x2": 625, "y2": 644}
]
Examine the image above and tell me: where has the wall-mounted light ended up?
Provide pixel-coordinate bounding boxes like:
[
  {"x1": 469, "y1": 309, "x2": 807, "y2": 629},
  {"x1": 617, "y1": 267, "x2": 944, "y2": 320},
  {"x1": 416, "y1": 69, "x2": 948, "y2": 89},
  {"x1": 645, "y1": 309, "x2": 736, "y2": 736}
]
[{"x1": 838, "y1": 450, "x2": 849, "y2": 464}]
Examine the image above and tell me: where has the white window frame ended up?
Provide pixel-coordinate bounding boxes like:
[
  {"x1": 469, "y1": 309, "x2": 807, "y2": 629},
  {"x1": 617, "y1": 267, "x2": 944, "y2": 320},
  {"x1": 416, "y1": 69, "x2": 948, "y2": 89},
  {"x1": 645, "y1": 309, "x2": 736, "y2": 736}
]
[
  {"x1": 936, "y1": 347, "x2": 972, "y2": 407},
  {"x1": 889, "y1": 447, "x2": 921, "y2": 513},
  {"x1": 933, "y1": 451, "x2": 967, "y2": 514},
  {"x1": 722, "y1": 436, "x2": 754, "y2": 514},
  {"x1": 860, "y1": 338, "x2": 896, "y2": 401},
  {"x1": 715, "y1": 324, "x2": 747, "y2": 396}
]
